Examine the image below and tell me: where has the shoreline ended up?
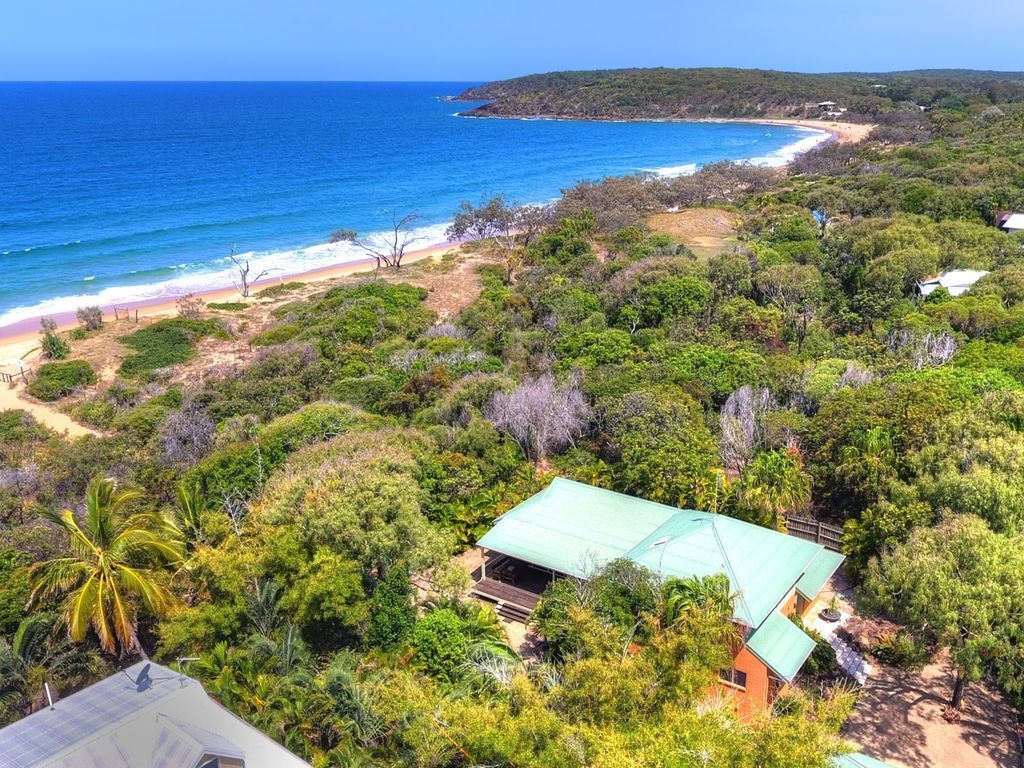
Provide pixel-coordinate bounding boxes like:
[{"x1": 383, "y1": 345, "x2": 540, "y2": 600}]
[
  {"x1": 458, "y1": 111, "x2": 873, "y2": 145},
  {"x1": 0, "y1": 241, "x2": 459, "y2": 351},
  {"x1": 0, "y1": 118, "x2": 871, "y2": 345}
]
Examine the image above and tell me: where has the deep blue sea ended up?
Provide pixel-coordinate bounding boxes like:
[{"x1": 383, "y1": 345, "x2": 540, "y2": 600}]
[{"x1": 0, "y1": 82, "x2": 826, "y2": 326}]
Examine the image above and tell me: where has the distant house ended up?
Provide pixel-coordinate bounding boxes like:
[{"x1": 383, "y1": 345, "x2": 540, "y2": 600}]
[
  {"x1": 916, "y1": 269, "x2": 990, "y2": 298},
  {"x1": 473, "y1": 477, "x2": 844, "y2": 715},
  {"x1": 997, "y1": 211, "x2": 1024, "y2": 233},
  {"x1": 817, "y1": 101, "x2": 837, "y2": 109},
  {"x1": 0, "y1": 662, "x2": 310, "y2": 768}
]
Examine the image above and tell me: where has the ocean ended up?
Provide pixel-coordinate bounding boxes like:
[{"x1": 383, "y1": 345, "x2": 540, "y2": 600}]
[{"x1": 0, "y1": 82, "x2": 827, "y2": 327}]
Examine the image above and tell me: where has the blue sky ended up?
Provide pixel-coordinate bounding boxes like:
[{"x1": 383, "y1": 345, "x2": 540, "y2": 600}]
[{"x1": 2, "y1": 0, "x2": 1022, "y2": 81}]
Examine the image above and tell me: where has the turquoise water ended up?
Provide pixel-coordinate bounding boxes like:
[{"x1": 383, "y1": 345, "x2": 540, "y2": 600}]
[{"x1": 0, "y1": 82, "x2": 825, "y2": 325}]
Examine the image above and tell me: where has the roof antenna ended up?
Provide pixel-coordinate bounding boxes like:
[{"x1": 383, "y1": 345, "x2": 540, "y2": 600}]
[
  {"x1": 177, "y1": 657, "x2": 199, "y2": 686},
  {"x1": 44, "y1": 682, "x2": 55, "y2": 711}
]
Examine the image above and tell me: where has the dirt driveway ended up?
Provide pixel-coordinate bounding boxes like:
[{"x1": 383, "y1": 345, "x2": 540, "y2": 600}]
[{"x1": 843, "y1": 651, "x2": 1019, "y2": 768}]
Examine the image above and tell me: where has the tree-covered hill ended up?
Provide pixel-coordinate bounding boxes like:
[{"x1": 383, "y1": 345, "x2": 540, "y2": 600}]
[{"x1": 456, "y1": 67, "x2": 1024, "y2": 119}]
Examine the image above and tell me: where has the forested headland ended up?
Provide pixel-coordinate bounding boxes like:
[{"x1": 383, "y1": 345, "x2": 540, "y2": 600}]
[
  {"x1": 456, "y1": 67, "x2": 1024, "y2": 119},
  {"x1": 2, "y1": 68, "x2": 1024, "y2": 766}
]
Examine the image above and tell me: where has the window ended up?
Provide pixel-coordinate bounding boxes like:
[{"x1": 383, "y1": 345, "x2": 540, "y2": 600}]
[{"x1": 719, "y1": 667, "x2": 748, "y2": 690}]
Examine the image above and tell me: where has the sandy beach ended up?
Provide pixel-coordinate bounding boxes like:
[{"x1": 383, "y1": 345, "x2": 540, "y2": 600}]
[
  {"x1": 0, "y1": 241, "x2": 459, "y2": 350},
  {"x1": 721, "y1": 117, "x2": 875, "y2": 145}
]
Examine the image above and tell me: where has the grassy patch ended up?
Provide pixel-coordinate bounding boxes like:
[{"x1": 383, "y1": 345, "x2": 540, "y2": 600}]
[
  {"x1": 647, "y1": 209, "x2": 740, "y2": 259},
  {"x1": 118, "y1": 317, "x2": 225, "y2": 379},
  {"x1": 28, "y1": 360, "x2": 97, "y2": 401},
  {"x1": 207, "y1": 301, "x2": 249, "y2": 311}
]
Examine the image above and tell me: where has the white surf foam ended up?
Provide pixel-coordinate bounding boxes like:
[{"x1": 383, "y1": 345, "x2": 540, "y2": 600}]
[
  {"x1": 648, "y1": 126, "x2": 831, "y2": 177},
  {"x1": 648, "y1": 162, "x2": 698, "y2": 177},
  {"x1": 745, "y1": 127, "x2": 832, "y2": 168},
  {"x1": 0, "y1": 222, "x2": 452, "y2": 329}
]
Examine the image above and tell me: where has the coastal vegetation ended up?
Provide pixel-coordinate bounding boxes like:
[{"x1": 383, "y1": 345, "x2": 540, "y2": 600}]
[{"x1": 3, "y1": 68, "x2": 1024, "y2": 763}]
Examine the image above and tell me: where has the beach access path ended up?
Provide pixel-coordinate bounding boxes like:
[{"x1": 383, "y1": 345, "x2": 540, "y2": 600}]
[{"x1": 0, "y1": 380, "x2": 98, "y2": 438}]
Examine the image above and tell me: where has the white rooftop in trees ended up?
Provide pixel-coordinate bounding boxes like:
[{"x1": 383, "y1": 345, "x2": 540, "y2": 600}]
[
  {"x1": 917, "y1": 269, "x2": 989, "y2": 297},
  {"x1": 0, "y1": 662, "x2": 310, "y2": 768},
  {"x1": 1001, "y1": 213, "x2": 1024, "y2": 233}
]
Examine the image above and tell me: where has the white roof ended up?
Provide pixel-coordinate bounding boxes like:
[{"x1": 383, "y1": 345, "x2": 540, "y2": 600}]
[
  {"x1": 0, "y1": 662, "x2": 310, "y2": 768},
  {"x1": 917, "y1": 269, "x2": 989, "y2": 297},
  {"x1": 1002, "y1": 213, "x2": 1024, "y2": 231}
]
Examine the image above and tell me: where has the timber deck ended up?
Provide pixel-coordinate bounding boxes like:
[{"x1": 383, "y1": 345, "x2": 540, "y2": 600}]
[{"x1": 471, "y1": 577, "x2": 541, "y2": 622}]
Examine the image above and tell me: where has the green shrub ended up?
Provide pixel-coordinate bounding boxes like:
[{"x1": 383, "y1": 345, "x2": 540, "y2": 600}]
[
  {"x1": 0, "y1": 410, "x2": 48, "y2": 444},
  {"x1": 207, "y1": 302, "x2": 248, "y2": 311},
  {"x1": 791, "y1": 615, "x2": 837, "y2": 674},
  {"x1": 68, "y1": 328, "x2": 89, "y2": 341},
  {"x1": 40, "y1": 318, "x2": 70, "y2": 360},
  {"x1": 28, "y1": 360, "x2": 97, "y2": 401},
  {"x1": 411, "y1": 608, "x2": 469, "y2": 682},
  {"x1": 118, "y1": 317, "x2": 225, "y2": 379},
  {"x1": 71, "y1": 399, "x2": 117, "y2": 429},
  {"x1": 110, "y1": 402, "x2": 171, "y2": 445},
  {"x1": 250, "y1": 323, "x2": 301, "y2": 346},
  {"x1": 871, "y1": 631, "x2": 929, "y2": 670}
]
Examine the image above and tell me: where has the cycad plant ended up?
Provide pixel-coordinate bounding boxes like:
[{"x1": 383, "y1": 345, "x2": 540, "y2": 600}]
[{"x1": 28, "y1": 477, "x2": 184, "y2": 657}]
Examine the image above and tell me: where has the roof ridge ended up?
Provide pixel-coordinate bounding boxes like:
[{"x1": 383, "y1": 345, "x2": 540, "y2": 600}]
[{"x1": 708, "y1": 516, "x2": 756, "y2": 626}]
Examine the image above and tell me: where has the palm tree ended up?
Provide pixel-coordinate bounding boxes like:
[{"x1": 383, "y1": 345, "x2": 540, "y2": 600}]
[
  {"x1": 0, "y1": 614, "x2": 99, "y2": 723},
  {"x1": 661, "y1": 574, "x2": 736, "y2": 626},
  {"x1": 28, "y1": 477, "x2": 184, "y2": 657},
  {"x1": 739, "y1": 449, "x2": 811, "y2": 531}
]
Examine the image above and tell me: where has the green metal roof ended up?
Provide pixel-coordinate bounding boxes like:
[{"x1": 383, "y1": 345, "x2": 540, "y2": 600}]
[
  {"x1": 478, "y1": 478, "x2": 678, "y2": 577},
  {"x1": 478, "y1": 477, "x2": 844, "y2": 629},
  {"x1": 797, "y1": 549, "x2": 845, "y2": 601},
  {"x1": 745, "y1": 609, "x2": 816, "y2": 682},
  {"x1": 833, "y1": 753, "x2": 898, "y2": 768}
]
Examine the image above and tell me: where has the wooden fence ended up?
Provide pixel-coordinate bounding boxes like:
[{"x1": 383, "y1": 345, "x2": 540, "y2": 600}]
[
  {"x1": 0, "y1": 367, "x2": 30, "y2": 384},
  {"x1": 784, "y1": 515, "x2": 844, "y2": 552}
]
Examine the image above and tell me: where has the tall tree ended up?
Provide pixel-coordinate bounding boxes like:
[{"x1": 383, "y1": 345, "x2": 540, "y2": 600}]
[
  {"x1": 863, "y1": 515, "x2": 1024, "y2": 709},
  {"x1": 28, "y1": 477, "x2": 184, "y2": 657}
]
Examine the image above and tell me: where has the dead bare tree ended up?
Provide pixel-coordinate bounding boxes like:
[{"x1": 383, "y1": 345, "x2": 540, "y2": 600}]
[
  {"x1": 331, "y1": 210, "x2": 423, "y2": 274},
  {"x1": 228, "y1": 247, "x2": 270, "y2": 298},
  {"x1": 159, "y1": 402, "x2": 215, "y2": 467},
  {"x1": 887, "y1": 329, "x2": 958, "y2": 370},
  {"x1": 487, "y1": 372, "x2": 590, "y2": 463},
  {"x1": 719, "y1": 386, "x2": 774, "y2": 472},
  {"x1": 837, "y1": 361, "x2": 875, "y2": 389}
]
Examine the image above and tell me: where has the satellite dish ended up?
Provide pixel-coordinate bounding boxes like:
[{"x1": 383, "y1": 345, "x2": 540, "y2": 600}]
[{"x1": 134, "y1": 663, "x2": 152, "y2": 692}]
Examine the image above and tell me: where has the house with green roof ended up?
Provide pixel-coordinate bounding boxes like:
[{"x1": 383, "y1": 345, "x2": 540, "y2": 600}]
[{"x1": 474, "y1": 477, "x2": 845, "y2": 714}]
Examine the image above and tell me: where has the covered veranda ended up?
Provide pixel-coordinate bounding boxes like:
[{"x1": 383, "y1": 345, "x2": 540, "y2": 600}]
[{"x1": 469, "y1": 549, "x2": 562, "y2": 622}]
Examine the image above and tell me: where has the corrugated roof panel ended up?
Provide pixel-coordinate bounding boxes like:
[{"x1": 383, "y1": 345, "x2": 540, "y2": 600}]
[
  {"x1": 745, "y1": 610, "x2": 816, "y2": 682},
  {"x1": 796, "y1": 549, "x2": 845, "y2": 600},
  {"x1": 0, "y1": 662, "x2": 183, "y2": 768}
]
